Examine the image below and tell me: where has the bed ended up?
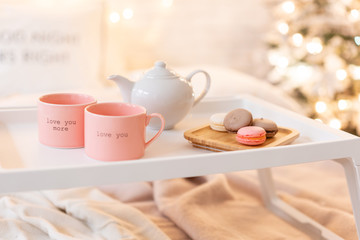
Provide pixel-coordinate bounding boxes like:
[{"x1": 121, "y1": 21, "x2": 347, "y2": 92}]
[
  {"x1": 0, "y1": 67, "x2": 358, "y2": 240},
  {"x1": 0, "y1": 1, "x2": 359, "y2": 238}
]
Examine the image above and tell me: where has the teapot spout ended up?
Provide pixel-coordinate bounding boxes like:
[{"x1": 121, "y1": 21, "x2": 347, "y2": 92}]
[{"x1": 108, "y1": 75, "x2": 134, "y2": 103}]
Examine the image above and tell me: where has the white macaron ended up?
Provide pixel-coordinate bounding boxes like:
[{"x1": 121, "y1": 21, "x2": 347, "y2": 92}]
[{"x1": 209, "y1": 113, "x2": 227, "y2": 132}]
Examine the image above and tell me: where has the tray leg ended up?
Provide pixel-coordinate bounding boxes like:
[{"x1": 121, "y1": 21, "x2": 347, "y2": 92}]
[
  {"x1": 257, "y1": 168, "x2": 344, "y2": 240},
  {"x1": 334, "y1": 157, "x2": 360, "y2": 240}
]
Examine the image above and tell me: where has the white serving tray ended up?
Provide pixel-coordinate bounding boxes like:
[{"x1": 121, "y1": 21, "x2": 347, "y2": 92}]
[{"x1": 0, "y1": 94, "x2": 358, "y2": 193}]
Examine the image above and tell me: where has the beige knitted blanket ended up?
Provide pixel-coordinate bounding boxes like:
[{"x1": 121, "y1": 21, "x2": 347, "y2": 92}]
[{"x1": 0, "y1": 160, "x2": 356, "y2": 239}]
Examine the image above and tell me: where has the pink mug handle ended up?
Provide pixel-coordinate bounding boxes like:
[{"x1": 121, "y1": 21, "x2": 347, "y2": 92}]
[{"x1": 145, "y1": 113, "x2": 165, "y2": 148}]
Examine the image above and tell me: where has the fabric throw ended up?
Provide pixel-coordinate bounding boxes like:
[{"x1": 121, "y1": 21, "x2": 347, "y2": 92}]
[{"x1": 0, "y1": 160, "x2": 357, "y2": 239}]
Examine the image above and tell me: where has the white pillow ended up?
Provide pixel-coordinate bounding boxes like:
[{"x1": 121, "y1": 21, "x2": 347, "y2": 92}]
[{"x1": 0, "y1": 1, "x2": 104, "y2": 97}]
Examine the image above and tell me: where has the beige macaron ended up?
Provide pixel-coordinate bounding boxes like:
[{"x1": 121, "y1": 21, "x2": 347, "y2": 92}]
[
  {"x1": 252, "y1": 118, "x2": 278, "y2": 137},
  {"x1": 210, "y1": 113, "x2": 227, "y2": 132},
  {"x1": 223, "y1": 108, "x2": 253, "y2": 132}
]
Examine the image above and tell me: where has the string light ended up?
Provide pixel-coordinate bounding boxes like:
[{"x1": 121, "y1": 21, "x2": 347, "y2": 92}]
[
  {"x1": 350, "y1": 9, "x2": 360, "y2": 20},
  {"x1": 122, "y1": 8, "x2": 134, "y2": 20},
  {"x1": 315, "y1": 101, "x2": 327, "y2": 113},
  {"x1": 109, "y1": 12, "x2": 121, "y2": 23},
  {"x1": 349, "y1": 65, "x2": 360, "y2": 80},
  {"x1": 267, "y1": 51, "x2": 289, "y2": 68},
  {"x1": 338, "y1": 99, "x2": 349, "y2": 110},
  {"x1": 306, "y1": 38, "x2": 323, "y2": 54},
  {"x1": 277, "y1": 22, "x2": 289, "y2": 35},
  {"x1": 329, "y1": 119, "x2": 342, "y2": 129},
  {"x1": 336, "y1": 69, "x2": 347, "y2": 81},
  {"x1": 355, "y1": 36, "x2": 360, "y2": 46},
  {"x1": 282, "y1": 1, "x2": 295, "y2": 14},
  {"x1": 292, "y1": 33, "x2": 303, "y2": 47},
  {"x1": 276, "y1": 56, "x2": 289, "y2": 68},
  {"x1": 290, "y1": 64, "x2": 313, "y2": 83}
]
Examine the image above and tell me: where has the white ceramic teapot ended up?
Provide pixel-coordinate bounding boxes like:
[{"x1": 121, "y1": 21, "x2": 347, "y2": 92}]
[{"x1": 108, "y1": 61, "x2": 211, "y2": 130}]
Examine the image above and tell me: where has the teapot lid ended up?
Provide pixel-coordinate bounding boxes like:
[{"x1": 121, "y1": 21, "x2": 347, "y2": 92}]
[{"x1": 144, "y1": 61, "x2": 178, "y2": 79}]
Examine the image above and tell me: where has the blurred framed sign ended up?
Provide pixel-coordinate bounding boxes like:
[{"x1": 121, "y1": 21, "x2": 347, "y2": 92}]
[{"x1": 0, "y1": 1, "x2": 105, "y2": 96}]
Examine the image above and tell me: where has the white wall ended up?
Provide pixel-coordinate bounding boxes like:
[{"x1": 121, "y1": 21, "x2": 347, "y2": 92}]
[{"x1": 105, "y1": 0, "x2": 272, "y2": 78}]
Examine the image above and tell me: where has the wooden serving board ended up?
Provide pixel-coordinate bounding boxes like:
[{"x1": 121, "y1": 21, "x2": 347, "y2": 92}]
[{"x1": 184, "y1": 125, "x2": 300, "y2": 152}]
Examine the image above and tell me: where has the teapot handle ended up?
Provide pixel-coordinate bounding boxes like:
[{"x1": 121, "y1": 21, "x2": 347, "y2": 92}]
[{"x1": 186, "y1": 70, "x2": 211, "y2": 106}]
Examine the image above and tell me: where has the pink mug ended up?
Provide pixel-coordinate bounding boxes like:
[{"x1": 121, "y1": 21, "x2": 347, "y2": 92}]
[
  {"x1": 84, "y1": 102, "x2": 165, "y2": 161},
  {"x1": 38, "y1": 93, "x2": 97, "y2": 148}
]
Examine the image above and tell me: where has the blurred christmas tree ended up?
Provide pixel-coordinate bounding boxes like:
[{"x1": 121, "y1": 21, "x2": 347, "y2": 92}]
[{"x1": 265, "y1": 0, "x2": 360, "y2": 134}]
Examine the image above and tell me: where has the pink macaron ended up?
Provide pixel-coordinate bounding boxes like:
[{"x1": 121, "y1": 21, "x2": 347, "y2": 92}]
[{"x1": 236, "y1": 126, "x2": 266, "y2": 146}]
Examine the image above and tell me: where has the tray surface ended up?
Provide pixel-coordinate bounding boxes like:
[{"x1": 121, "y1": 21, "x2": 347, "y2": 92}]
[
  {"x1": 184, "y1": 125, "x2": 300, "y2": 152},
  {"x1": 0, "y1": 94, "x2": 357, "y2": 193}
]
